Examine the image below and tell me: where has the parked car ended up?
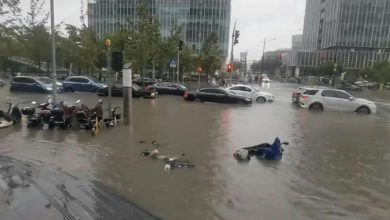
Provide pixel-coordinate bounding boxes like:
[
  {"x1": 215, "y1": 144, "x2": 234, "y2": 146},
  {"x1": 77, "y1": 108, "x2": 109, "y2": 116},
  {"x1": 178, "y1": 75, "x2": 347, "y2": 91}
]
[
  {"x1": 10, "y1": 76, "x2": 63, "y2": 93},
  {"x1": 183, "y1": 87, "x2": 252, "y2": 105},
  {"x1": 292, "y1": 86, "x2": 328, "y2": 104},
  {"x1": 148, "y1": 82, "x2": 187, "y2": 96},
  {"x1": 63, "y1": 76, "x2": 107, "y2": 92},
  {"x1": 96, "y1": 83, "x2": 157, "y2": 98},
  {"x1": 133, "y1": 78, "x2": 157, "y2": 87},
  {"x1": 226, "y1": 84, "x2": 274, "y2": 103},
  {"x1": 355, "y1": 81, "x2": 369, "y2": 87},
  {"x1": 385, "y1": 83, "x2": 390, "y2": 90},
  {"x1": 337, "y1": 82, "x2": 363, "y2": 91},
  {"x1": 37, "y1": 76, "x2": 63, "y2": 88},
  {"x1": 298, "y1": 88, "x2": 376, "y2": 114},
  {"x1": 0, "y1": 79, "x2": 5, "y2": 87}
]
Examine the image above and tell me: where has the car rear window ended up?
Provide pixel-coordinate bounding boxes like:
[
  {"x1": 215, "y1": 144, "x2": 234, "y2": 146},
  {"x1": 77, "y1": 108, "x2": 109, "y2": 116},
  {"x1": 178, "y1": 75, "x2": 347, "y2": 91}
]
[{"x1": 303, "y1": 89, "x2": 319, "y2": 95}]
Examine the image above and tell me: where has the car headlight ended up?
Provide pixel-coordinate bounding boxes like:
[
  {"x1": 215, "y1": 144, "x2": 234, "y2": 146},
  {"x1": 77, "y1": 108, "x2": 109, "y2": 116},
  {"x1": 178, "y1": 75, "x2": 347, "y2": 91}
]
[{"x1": 151, "y1": 93, "x2": 155, "y2": 96}]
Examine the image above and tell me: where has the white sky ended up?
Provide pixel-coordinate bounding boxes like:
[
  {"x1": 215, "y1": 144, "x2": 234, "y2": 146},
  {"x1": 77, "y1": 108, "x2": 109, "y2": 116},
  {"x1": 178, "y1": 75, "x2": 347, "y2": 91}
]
[{"x1": 19, "y1": 0, "x2": 306, "y2": 61}]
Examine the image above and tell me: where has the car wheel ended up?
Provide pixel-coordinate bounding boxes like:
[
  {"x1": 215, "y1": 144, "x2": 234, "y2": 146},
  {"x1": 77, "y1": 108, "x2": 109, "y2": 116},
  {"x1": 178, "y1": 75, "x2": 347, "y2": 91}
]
[
  {"x1": 256, "y1": 97, "x2": 266, "y2": 103},
  {"x1": 309, "y1": 103, "x2": 323, "y2": 112},
  {"x1": 356, "y1": 106, "x2": 371, "y2": 114}
]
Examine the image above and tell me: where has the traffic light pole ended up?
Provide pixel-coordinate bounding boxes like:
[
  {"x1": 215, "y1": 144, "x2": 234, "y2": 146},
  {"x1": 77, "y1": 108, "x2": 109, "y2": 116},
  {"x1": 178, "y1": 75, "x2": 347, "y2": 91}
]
[
  {"x1": 106, "y1": 40, "x2": 112, "y2": 118},
  {"x1": 50, "y1": 0, "x2": 57, "y2": 103},
  {"x1": 177, "y1": 47, "x2": 180, "y2": 83}
]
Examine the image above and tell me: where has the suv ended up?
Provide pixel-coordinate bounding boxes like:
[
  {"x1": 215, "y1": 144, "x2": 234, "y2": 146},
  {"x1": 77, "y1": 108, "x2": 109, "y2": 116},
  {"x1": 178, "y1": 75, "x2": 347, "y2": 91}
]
[
  {"x1": 63, "y1": 76, "x2": 107, "y2": 92},
  {"x1": 299, "y1": 88, "x2": 376, "y2": 114},
  {"x1": 10, "y1": 76, "x2": 63, "y2": 93},
  {"x1": 292, "y1": 86, "x2": 328, "y2": 104}
]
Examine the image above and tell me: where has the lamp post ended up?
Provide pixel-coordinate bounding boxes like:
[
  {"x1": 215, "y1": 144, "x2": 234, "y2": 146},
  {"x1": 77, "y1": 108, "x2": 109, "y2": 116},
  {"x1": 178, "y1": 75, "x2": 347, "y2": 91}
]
[
  {"x1": 50, "y1": 0, "x2": 57, "y2": 103},
  {"x1": 260, "y1": 38, "x2": 276, "y2": 75}
]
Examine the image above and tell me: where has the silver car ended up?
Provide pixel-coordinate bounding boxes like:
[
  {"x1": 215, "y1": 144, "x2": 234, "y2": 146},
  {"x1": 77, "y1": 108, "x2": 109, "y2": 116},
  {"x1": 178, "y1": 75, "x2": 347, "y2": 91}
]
[{"x1": 299, "y1": 88, "x2": 377, "y2": 114}]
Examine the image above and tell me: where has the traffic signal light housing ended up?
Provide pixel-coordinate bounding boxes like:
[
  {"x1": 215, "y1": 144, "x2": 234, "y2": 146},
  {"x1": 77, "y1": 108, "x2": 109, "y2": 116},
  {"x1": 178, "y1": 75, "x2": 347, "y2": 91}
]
[
  {"x1": 179, "y1": 40, "x2": 184, "y2": 51},
  {"x1": 227, "y1": 64, "x2": 233, "y2": 73},
  {"x1": 111, "y1": 51, "x2": 123, "y2": 72},
  {"x1": 234, "y1": 30, "x2": 240, "y2": 45}
]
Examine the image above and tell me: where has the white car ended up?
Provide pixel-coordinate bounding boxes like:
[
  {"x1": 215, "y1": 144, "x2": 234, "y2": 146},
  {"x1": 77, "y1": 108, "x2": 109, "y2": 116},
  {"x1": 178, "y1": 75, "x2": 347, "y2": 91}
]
[
  {"x1": 226, "y1": 84, "x2": 274, "y2": 103},
  {"x1": 299, "y1": 88, "x2": 376, "y2": 114}
]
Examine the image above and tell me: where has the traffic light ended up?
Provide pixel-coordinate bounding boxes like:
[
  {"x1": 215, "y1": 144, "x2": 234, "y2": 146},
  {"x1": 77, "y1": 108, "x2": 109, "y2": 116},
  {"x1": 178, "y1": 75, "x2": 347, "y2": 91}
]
[
  {"x1": 197, "y1": 66, "x2": 202, "y2": 73},
  {"x1": 234, "y1": 30, "x2": 240, "y2": 45},
  {"x1": 227, "y1": 64, "x2": 233, "y2": 73},
  {"x1": 179, "y1": 40, "x2": 184, "y2": 51},
  {"x1": 111, "y1": 51, "x2": 123, "y2": 72}
]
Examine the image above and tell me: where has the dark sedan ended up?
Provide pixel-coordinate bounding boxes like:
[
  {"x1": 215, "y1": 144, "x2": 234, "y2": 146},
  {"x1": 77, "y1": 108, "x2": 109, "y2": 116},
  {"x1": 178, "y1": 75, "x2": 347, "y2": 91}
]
[
  {"x1": 183, "y1": 88, "x2": 252, "y2": 105},
  {"x1": 147, "y1": 82, "x2": 187, "y2": 96},
  {"x1": 96, "y1": 83, "x2": 157, "y2": 98}
]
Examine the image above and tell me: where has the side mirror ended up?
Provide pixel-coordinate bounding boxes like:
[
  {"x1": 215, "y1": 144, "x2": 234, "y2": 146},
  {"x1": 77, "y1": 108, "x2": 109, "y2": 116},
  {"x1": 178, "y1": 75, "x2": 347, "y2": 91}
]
[{"x1": 349, "y1": 96, "x2": 355, "y2": 101}]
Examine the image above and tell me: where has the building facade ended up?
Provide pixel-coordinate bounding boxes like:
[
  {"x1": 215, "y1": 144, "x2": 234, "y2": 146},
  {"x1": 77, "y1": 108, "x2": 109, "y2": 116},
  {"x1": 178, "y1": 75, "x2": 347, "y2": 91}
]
[
  {"x1": 284, "y1": 0, "x2": 390, "y2": 77},
  {"x1": 88, "y1": 0, "x2": 231, "y2": 57}
]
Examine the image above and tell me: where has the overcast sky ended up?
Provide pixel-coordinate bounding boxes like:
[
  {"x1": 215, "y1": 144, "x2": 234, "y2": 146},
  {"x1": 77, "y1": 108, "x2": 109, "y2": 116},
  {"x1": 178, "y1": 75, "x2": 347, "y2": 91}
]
[{"x1": 20, "y1": 0, "x2": 306, "y2": 61}]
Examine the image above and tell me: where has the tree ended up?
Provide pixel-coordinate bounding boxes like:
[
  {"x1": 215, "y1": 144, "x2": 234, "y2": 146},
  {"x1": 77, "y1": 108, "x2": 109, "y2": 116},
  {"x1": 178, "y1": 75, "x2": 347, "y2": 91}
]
[
  {"x1": 318, "y1": 61, "x2": 344, "y2": 76},
  {"x1": 250, "y1": 60, "x2": 262, "y2": 73},
  {"x1": 372, "y1": 61, "x2": 390, "y2": 83},
  {"x1": 124, "y1": 5, "x2": 161, "y2": 78},
  {"x1": 198, "y1": 32, "x2": 222, "y2": 75},
  {"x1": 16, "y1": 0, "x2": 50, "y2": 74}
]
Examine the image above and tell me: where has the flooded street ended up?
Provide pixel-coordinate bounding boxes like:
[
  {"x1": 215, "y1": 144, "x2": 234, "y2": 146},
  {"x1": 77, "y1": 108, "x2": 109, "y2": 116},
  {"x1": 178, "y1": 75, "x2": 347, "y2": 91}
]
[{"x1": 1, "y1": 83, "x2": 390, "y2": 220}]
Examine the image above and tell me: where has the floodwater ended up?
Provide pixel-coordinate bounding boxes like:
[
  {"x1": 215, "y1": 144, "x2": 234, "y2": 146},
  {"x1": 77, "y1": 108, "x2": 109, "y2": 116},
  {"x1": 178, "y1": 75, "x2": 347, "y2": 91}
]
[{"x1": 0, "y1": 83, "x2": 390, "y2": 220}]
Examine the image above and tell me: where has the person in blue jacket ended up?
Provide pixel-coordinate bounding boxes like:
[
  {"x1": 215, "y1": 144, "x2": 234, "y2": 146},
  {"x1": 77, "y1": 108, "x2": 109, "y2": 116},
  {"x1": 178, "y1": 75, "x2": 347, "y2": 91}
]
[{"x1": 256, "y1": 137, "x2": 283, "y2": 160}]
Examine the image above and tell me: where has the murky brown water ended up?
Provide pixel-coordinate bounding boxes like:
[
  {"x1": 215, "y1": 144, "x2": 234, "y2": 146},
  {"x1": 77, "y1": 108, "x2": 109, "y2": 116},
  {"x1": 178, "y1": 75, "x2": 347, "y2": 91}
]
[{"x1": 0, "y1": 83, "x2": 390, "y2": 220}]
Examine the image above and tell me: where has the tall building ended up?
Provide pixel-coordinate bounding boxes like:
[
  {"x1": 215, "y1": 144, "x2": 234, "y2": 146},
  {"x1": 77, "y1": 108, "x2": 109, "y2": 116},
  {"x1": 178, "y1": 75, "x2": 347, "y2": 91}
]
[
  {"x1": 303, "y1": 0, "x2": 390, "y2": 51},
  {"x1": 87, "y1": 0, "x2": 231, "y2": 57},
  {"x1": 283, "y1": 0, "x2": 390, "y2": 77}
]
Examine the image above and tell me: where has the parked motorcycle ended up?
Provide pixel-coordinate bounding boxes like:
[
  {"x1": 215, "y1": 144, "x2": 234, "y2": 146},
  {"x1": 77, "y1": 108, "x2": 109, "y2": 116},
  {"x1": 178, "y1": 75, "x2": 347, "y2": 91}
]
[
  {"x1": 0, "y1": 98, "x2": 22, "y2": 128},
  {"x1": 21, "y1": 101, "x2": 43, "y2": 128},
  {"x1": 75, "y1": 99, "x2": 104, "y2": 132}
]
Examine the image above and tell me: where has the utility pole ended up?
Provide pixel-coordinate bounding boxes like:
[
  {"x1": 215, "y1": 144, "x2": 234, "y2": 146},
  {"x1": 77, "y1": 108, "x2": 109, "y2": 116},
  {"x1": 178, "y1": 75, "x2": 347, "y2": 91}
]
[
  {"x1": 177, "y1": 44, "x2": 180, "y2": 83},
  {"x1": 261, "y1": 38, "x2": 276, "y2": 76},
  {"x1": 230, "y1": 21, "x2": 237, "y2": 83},
  {"x1": 50, "y1": 0, "x2": 57, "y2": 103},
  {"x1": 105, "y1": 39, "x2": 112, "y2": 118},
  {"x1": 123, "y1": 63, "x2": 132, "y2": 126}
]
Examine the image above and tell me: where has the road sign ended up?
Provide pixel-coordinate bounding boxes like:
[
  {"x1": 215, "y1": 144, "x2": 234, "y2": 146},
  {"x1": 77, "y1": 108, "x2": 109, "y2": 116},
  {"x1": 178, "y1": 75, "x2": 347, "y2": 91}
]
[{"x1": 170, "y1": 58, "x2": 177, "y2": 68}]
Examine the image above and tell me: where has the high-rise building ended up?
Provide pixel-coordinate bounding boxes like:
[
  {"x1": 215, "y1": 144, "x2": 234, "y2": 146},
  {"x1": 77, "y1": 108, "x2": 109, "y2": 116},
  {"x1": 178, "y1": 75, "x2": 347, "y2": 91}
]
[
  {"x1": 87, "y1": 0, "x2": 231, "y2": 57},
  {"x1": 283, "y1": 0, "x2": 390, "y2": 77},
  {"x1": 303, "y1": 0, "x2": 390, "y2": 51}
]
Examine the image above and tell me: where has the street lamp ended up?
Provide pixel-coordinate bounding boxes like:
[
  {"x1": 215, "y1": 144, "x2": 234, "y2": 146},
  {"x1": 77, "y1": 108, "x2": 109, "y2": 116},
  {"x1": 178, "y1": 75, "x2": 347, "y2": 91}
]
[{"x1": 260, "y1": 38, "x2": 276, "y2": 75}]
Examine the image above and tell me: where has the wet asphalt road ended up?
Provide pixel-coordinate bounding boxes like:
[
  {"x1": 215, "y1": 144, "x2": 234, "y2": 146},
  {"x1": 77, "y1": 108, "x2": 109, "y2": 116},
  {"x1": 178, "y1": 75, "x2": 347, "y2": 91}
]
[{"x1": 0, "y1": 83, "x2": 390, "y2": 220}]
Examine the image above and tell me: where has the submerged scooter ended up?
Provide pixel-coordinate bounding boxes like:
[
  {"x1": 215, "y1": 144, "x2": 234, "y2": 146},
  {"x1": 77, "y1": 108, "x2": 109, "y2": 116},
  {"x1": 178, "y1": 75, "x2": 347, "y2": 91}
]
[
  {"x1": 233, "y1": 138, "x2": 289, "y2": 161},
  {"x1": 0, "y1": 98, "x2": 22, "y2": 128}
]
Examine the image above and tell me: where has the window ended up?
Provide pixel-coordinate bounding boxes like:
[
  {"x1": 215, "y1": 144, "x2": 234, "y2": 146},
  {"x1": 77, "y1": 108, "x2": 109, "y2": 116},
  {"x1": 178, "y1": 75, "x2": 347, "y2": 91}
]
[
  {"x1": 231, "y1": 86, "x2": 251, "y2": 92},
  {"x1": 303, "y1": 89, "x2": 319, "y2": 95},
  {"x1": 71, "y1": 77, "x2": 89, "y2": 83},
  {"x1": 321, "y1": 90, "x2": 336, "y2": 97},
  {"x1": 230, "y1": 86, "x2": 241, "y2": 91},
  {"x1": 13, "y1": 77, "x2": 36, "y2": 84},
  {"x1": 334, "y1": 91, "x2": 350, "y2": 99},
  {"x1": 37, "y1": 77, "x2": 52, "y2": 84}
]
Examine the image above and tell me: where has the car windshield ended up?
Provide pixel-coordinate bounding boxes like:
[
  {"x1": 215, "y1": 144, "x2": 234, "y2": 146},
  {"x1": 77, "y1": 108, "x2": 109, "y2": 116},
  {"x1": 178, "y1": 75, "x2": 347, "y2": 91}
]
[
  {"x1": 37, "y1": 77, "x2": 52, "y2": 84},
  {"x1": 3, "y1": 1, "x2": 389, "y2": 220},
  {"x1": 132, "y1": 83, "x2": 142, "y2": 90}
]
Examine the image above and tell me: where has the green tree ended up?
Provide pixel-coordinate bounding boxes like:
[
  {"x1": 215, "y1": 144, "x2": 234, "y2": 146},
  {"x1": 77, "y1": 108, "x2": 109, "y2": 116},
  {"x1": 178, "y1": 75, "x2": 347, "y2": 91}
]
[
  {"x1": 372, "y1": 61, "x2": 390, "y2": 83},
  {"x1": 319, "y1": 61, "x2": 344, "y2": 76},
  {"x1": 198, "y1": 32, "x2": 222, "y2": 75},
  {"x1": 124, "y1": 5, "x2": 161, "y2": 78}
]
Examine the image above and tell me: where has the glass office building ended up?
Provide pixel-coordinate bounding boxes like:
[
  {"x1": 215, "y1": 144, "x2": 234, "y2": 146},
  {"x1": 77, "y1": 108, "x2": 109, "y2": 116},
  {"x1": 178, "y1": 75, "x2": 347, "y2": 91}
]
[
  {"x1": 88, "y1": 0, "x2": 231, "y2": 57},
  {"x1": 303, "y1": 0, "x2": 390, "y2": 50},
  {"x1": 282, "y1": 0, "x2": 390, "y2": 76}
]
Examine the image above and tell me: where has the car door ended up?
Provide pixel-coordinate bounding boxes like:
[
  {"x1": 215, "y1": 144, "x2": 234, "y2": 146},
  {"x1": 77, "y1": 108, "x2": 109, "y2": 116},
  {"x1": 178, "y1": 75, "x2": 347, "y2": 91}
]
[
  {"x1": 320, "y1": 90, "x2": 339, "y2": 110},
  {"x1": 228, "y1": 86, "x2": 244, "y2": 96},
  {"x1": 333, "y1": 91, "x2": 358, "y2": 111},
  {"x1": 155, "y1": 82, "x2": 169, "y2": 94},
  {"x1": 167, "y1": 83, "x2": 178, "y2": 95},
  {"x1": 197, "y1": 89, "x2": 216, "y2": 102}
]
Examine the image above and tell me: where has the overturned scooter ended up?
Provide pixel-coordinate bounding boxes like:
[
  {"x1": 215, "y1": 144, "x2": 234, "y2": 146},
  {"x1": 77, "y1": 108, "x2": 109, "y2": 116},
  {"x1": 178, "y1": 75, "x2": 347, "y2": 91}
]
[{"x1": 233, "y1": 137, "x2": 289, "y2": 161}]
